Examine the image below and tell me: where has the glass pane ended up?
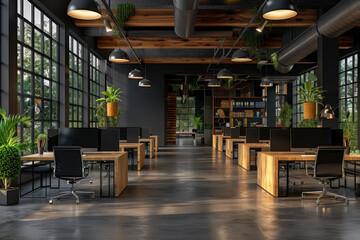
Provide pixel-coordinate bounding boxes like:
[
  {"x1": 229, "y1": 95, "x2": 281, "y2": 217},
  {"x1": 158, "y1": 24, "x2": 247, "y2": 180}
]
[
  {"x1": 347, "y1": 84, "x2": 353, "y2": 98},
  {"x1": 44, "y1": 36, "x2": 50, "y2": 56},
  {"x1": 52, "y1": 22, "x2": 58, "y2": 40},
  {"x1": 339, "y1": 86, "x2": 345, "y2": 99},
  {"x1": 347, "y1": 70, "x2": 353, "y2": 84},
  {"x1": 17, "y1": 71, "x2": 21, "y2": 94},
  {"x1": 52, "y1": 104, "x2": 57, "y2": 120},
  {"x1": 340, "y1": 59, "x2": 346, "y2": 72},
  {"x1": 340, "y1": 72, "x2": 346, "y2": 86},
  {"x1": 23, "y1": 47, "x2": 32, "y2": 71},
  {"x1": 43, "y1": 57, "x2": 50, "y2": 78},
  {"x1": 17, "y1": 0, "x2": 21, "y2": 15},
  {"x1": 44, "y1": 79, "x2": 50, "y2": 98},
  {"x1": 52, "y1": 83, "x2": 57, "y2": 100},
  {"x1": 23, "y1": 0, "x2": 32, "y2": 22},
  {"x1": 52, "y1": 42, "x2": 57, "y2": 61},
  {"x1": 17, "y1": 18, "x2": 22, "y2": 41},
  {"x1": 17, "y1": 44, "x2": 22, "y2": 68},
  {"x1": 34, "y1": 7, "x2": 41, "y2": 29},
  {"x1": 34, "y1": 77, "x2": 41, "y2": 97},
  {"x1": 43, "y1": 15, "x2": 50, "y2": 34},
  {"x1": 34, "y1": 53, "x2": 42, "y2": 75},
  {"x1": 34, "y1": 29, "x2": 42, "y2": 52},
  {"x1": 347, "y1": 56, "x2": 353, "y2": 70},
  {"x1": 43, "y1": 101, "x2": 50, "y2": 120},
  {"x1": 52, "y1": 63, "x2": 57, "y2": 81},
  {"x1": 23, "y1": 72, "x2": 32, "y2": 95},
  {"x1": 24, "y1": 22, "x2": 32, "y2": 46}
]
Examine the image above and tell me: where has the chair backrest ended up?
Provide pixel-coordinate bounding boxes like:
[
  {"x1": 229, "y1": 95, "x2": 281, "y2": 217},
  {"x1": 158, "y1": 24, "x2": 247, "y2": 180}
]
[
  {"x1": 230, "y1": 127, "x2": 240, "y2": 139},
  {"x1": 127, "y1": 128, "x2": 140, "y2": 143},
  {"x1": 53, "y1": 146, "x2": 83, "y2": 178},
  {"x1": 314, "y1": 146, "x2": 345, "y2": 178},
  {"x1": 270, "y1": 129, "x2": 290, "y2": 151},
  {"x1": 246, "y1": 128, "x2": 259, "y2": 143},
  {"x1": 223, "y1": 127, "x2": 231, "y2": 136}
]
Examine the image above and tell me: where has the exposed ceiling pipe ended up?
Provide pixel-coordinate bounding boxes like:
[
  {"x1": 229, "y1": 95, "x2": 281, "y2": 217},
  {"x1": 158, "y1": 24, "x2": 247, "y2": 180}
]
[
  {"x1": 276, "y1": 0, "x2": 360, "y2": 72},
  {"x1": 173, "y1": 0, "x2": 200, "y2": 39}
]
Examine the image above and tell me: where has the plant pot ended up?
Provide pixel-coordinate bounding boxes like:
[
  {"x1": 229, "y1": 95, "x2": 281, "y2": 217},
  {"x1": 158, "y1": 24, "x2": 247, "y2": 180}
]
[
  {"x1": 303, "y1": 102, "x2": 316, "y2": 119},
  {"x1": 0, "y1": 188, "x2": 20, "y2": 205},
  {"x1": 107, "y1": 102, "x2": 118, "y2": 117},
  {"x1": 37, "y1": 139, "x2": 45, "y2": 154}
]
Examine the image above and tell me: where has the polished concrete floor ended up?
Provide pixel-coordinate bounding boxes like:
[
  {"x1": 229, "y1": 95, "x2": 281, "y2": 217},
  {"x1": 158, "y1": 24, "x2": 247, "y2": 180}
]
[{"x1": 1, "y1": 144, "x2": 360, "y2": 240}]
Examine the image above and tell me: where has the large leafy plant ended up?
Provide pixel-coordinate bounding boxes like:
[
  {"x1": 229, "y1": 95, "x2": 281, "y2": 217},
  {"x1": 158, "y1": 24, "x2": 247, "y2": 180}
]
[
  {"x1": 193, "y1": 116, "x2": 204, "y2": 130},
  {"x1": 96, "y1": 86, "x2": 124, "y2": 103},
  {"x1": 297, "y1": 73, "x2": 325, "y2": 104},
  {"x1": 278, "y1": 102, "x2": 293, "y2": 127},
  {"x1": 0, "y1": 146, "x2": 21, "y2": 189},
  {"x1": 0, "y1": 108, "x2": 32, "y2": 150}
]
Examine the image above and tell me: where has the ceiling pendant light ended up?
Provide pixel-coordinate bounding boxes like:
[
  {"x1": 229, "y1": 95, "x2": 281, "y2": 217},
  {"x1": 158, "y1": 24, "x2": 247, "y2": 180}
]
[
  {"x1": 262, "y1": 0, "x2": 298, "y2": 21},
  {"x1": 128, "y1": 69, "x2": 144, "y2": 79},
  {"x1": 109, "y1": 49, "x2": 129, "y2": 63},
  {"x1": 217, "y1": 68, "x2": 233, "y2": 79},
  {"x1": 104, "y1": 19, "x2": 113, "y2": 32},
  {"x1": 260, "y1": 78, "x2": 273, "y2": 87},
  {"x1": 231, "y1": 49, "x2": 252, "y2": 62},
  {"x1": 208, "y1": 78, "x2": 221, "y2": 88},
  {"x1": 139, "y1": 79, "x2": 151, "y2": 87},
  {"x1": 256, "y1": 19, "x2": 268, "y2": 33},
  {"x1": 67, "y1": 0, "x2": 102, "y2": 20}
]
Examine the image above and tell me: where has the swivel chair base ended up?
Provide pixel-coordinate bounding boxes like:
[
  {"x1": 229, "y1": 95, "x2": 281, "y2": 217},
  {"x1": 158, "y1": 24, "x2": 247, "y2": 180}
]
[
  {"x1": 302, "y1": 183, "x2": 348, "y2": 205},
  {"x1": 49, "y1": 183, "x2": 95, "y2": 204}
]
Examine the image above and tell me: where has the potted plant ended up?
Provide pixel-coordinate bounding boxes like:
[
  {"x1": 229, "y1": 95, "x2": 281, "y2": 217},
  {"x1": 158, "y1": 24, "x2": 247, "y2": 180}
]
[
  {"x1": 109, "y1": 106, "x2": 122, "y2": 128},
  {"x1": 96, "y1": 86, "x2": 124, "y2": 117},
  {"x1": 193, "y1": 116, "x2": 204, "y2": 133},
  {"x1": 297, "y1": 73, "x2": 325, "y2": 119},
  {"x1": 278, "y1": 102, "x2": 293, "y2": 127},
  {"x1": 37, "y1": 134, "x2": 47, "y2": 154},
  {"x1": 0, "y1": 108, "x2": 32, "y2": 205}
]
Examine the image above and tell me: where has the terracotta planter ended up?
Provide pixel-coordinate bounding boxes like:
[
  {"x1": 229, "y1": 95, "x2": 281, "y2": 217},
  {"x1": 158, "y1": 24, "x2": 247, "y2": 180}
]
[
  {"x1": 37, "y1": 139, "x2": 45, "y2": 154},
  {"x1": 0, "y1": 188, "x2": 19, "y2": 205},
  {"x1": 107, "y1": 102, "x2": 118, "y2": 117},
  {"x1": 303, "y1": 102, "x2": 316, "y2": 119}
]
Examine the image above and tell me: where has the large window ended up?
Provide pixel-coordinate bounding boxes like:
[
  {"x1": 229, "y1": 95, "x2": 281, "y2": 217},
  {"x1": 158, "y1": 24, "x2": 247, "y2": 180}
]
[
  {"x1": 69, "y1": 36, "x2": 85, "y2": 127},
  {"x1": 89, "y1": 53, "x2": 101, "y2": 127},
  {"x1": 295, "y1": 68, "x2": 317, "y2": 125},
  {"x1": 17, "y1": 0, "x2": 60, "y2": 149},
  {"x1": 176, "y1": 97, "x2": 195, "y2": 132},
  {"x1": 339, "y1": 53, "x2": 358, "y2": 150}
]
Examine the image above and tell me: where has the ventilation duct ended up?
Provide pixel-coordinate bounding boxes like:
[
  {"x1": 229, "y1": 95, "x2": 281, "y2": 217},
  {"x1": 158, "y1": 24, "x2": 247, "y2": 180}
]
[
  {"x1": 173, "y1": 0, "x2": 200, "y2": 39},
  {"x1": 276, "y1": 0, "x2": 360, "y2": 72}
]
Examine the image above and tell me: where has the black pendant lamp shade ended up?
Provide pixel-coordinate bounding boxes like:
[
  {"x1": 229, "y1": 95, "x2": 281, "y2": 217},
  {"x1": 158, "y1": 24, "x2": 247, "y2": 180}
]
[
  {"x1": 138, "y1": 79, "x2": 151, "y2": 87},
  {"x1": 67, "y1": 0, "x2": 102, "y2": 20},
  {"x1": 260, "y1": 78, "x2": 273, "y2": 87},
  {"x1": 208, "y1": 78, "x2": 221, "y2": 87},
  {"x1": 109, "y1": 49, "x2": 129, "y2": 63},
  {"x1": 320, "y1": 104, "x2": 336, "y2": 119},
  {"x1": 262, "y1": 0, "x2": 298, "y2": 21},
  {"x1": 128, "y1": 69, "x2": 144, "y2": 79},
  {"x1": 217, "y1": 68, "x2": 233, "y2": 79},
  {"x1": 231, "y1": 49, "x2": 252, "y2": 62}
]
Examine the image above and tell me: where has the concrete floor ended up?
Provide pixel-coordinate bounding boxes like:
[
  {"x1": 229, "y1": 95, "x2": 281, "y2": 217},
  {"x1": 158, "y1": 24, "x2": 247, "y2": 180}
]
[{"x1": 1, "y1": 145, "x2": 360, "y2": 240}]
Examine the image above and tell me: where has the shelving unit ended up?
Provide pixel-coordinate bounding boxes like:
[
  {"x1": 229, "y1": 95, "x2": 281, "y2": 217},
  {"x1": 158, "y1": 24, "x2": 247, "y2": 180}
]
[{"x1": 212, "y1": 96, "x2": 267, "y2": 134}]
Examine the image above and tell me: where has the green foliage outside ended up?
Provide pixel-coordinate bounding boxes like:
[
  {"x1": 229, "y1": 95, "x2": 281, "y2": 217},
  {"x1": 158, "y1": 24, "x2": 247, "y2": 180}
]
[
  {"x1": 278, "y1": 102, "x2": 293, "y2": 127},
  {"x1": 0, "y1": 146, "x2": 22, "y2": 190}
]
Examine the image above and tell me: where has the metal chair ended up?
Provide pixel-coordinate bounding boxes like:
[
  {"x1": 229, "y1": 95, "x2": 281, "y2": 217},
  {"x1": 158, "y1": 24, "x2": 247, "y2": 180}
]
[
  {"x1": 49, "y1": 146, "x2": 95, "y2": 204},
  {"x1": 302, "y1": 146, "x2": 348, "y2": 204}
]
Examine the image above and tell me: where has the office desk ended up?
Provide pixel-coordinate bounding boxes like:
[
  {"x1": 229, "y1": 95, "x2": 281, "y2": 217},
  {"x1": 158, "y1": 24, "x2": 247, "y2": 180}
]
[
  {"x1": 21, "y1": 152, "x2": 128, "y2": 197},
  {"x1": 238, "y1": 143, "x2": 270, "y2": 170},
  {"x1": 139, "y1": 138, "x2": 155, "y2": 158},
  {"x1": 150, "y1": 135, "x2": 159, "y2": 152},
  {"x1": 225, "y1": 138, "x2": 246, "y2": 158},
  {"x1": 119, "y1": 143, "x2": 145, "y2": 170},
  {"x1": 212, "y1": 134, "x2": 221, "y2": 148},
  {"x1": 217, "y1": 135, "x2": 231, "y2": 152},
  {"x1": 257, "y1": 152, "x2": 360, "y2": 197}
]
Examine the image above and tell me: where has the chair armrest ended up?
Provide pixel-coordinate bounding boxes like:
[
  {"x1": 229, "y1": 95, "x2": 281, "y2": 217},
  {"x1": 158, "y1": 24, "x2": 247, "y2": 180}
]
[{"x1": 305, "y1": 162, "x2": 314, "y2": 176}]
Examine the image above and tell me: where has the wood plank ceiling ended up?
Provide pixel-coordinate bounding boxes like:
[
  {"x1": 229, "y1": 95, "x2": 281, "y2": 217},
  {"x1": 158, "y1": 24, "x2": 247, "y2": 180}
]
[{"x1": 75, "y1": 2, "x2": 354, "y2": 64}]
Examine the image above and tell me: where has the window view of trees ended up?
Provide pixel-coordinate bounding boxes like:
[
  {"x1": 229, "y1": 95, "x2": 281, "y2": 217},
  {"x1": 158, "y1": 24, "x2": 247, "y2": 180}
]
[
  {"x1": 176, "y1": 97, "x2": 195, "y2": 132},
  {"x1": 17, "y1": 0, "x2": 59, "y2": 151},
  {"x1": 339, "y1": 54, "x2": 358, "y2": 150},
  {"x1": 69, "y1": 36, "x2": 85, "y2": 128},
  {"x1": 89, "y1": 53, "x2": 101, "y2": 128}
]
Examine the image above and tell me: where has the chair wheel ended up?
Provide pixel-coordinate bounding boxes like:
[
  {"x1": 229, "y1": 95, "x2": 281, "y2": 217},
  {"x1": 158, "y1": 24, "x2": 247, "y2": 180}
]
[
  {"x1": 91, "y1": 194, "x2": 95, "y2": 199},
  {"x1": 316, "y1": 200, "x2": 320, "y2": 205},
  {"x1": 76, "y1": 200, "x2": 79, "y2": 204},
  {"x1": 49, "y1": 200, "x2": 53, "y2": 204},
  {"x1": 90, "y1": 180, "x2": 93, "y2": 184},
  {"x1": 293, "y1": 182, "x2": 296, "y2": 186}
]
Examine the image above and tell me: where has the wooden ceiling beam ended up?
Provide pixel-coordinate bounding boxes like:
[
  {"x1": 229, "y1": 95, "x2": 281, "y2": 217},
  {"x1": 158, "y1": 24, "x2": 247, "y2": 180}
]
[
  {"x1": 75, "y1": 9, "x2": 318, "y2": 28},
  {"x1": 113, "y1": 58, "x2": 253, "y2": 64},
  {"x1": 98, "y1": 36, "x2": 353, "y2": 50}
]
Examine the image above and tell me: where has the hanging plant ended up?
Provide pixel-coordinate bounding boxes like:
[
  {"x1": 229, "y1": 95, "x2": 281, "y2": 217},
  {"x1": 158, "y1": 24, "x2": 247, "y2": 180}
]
[
  {"x1": 109, "y1": 107, "x2": 123, "y2": 128},
  {"x1": 96, "y1": 102, "x2": 107, "y2": 128},
  {"x1": 226, "y1": 77, "x2": 235, "y2": 89},
  {"x1": 271, "y1": 53, "x2": 279, "y2": 69},
  {"x1": 113, "y1": 3, "x2": 135, "y2": 37}
]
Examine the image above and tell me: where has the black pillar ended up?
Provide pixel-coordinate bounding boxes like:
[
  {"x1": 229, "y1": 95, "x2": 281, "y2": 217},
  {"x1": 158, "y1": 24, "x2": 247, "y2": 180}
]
[
  {"x1": 267, "y1": 87, "x2": 276, "y2": 127},
  {"x1": 317, "y1": 35, "x2": 339, "y2": 129}
]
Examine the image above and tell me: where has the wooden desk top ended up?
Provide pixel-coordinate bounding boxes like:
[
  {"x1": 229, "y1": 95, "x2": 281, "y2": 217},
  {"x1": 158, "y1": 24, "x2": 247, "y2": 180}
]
[
  {"x1": 139, "y1": 138, "x2": 154, "y2": 142},
  {"x1": 239, "y1": 142, "x2": 270, "y2": 148},
  {"x1": 21, "y1": 152, "x2": 127, "y2": 161},
  {"x1": 259, "y1": 152, "x2": 360, "y2": 161},
  {"x1": 119, "y1": 143, "x2": 144, "y2": 148}
]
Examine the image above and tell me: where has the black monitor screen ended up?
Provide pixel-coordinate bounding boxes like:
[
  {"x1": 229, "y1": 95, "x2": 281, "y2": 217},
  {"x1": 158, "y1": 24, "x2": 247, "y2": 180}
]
[
  {"x1": 119, "y1": 127, "x2": 127, "y2": 140},
  {"x1": 230, "y1": 128, "x2": 240, "y2": 139},
  {"x1": 331, "y1": 129, "x2": 344, "y2": 146},
  {"x1": 127, "y1": 128, "x2": 140, "y2": 143},
  {"x1": 291, "y1": 128, "x2": 332, "y2": 149},
  {"x1": 270, "y1": 129, "x2": 290, "y2": 151},
  {"x1": 47, "y1": 129, "x2": 59, "y2": 151},
  {"x1": 259, "y1": 127, "x2": 271, "y2": 141},
  {"x1": 98, "y1": 128, "x2": 120, "y2": 151},
  {"x1": 58, "y1": 128, "x2": 98, "y2": 148},
  {"x1": 223, "y1": 127, "x2": 231, "y2": 136},
  {"x1": 246, "y1": 128, "x2": 259, "y2": 143}
]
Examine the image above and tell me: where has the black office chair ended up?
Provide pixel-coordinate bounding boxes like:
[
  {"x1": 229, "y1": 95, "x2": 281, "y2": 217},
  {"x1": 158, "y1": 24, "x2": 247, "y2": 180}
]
[
  {"x1": 302, "y1": 146, "x2": 348, "y2": 204},
  {"x1": 49, "y1": 146, "x2": 95, "y2": 204}
]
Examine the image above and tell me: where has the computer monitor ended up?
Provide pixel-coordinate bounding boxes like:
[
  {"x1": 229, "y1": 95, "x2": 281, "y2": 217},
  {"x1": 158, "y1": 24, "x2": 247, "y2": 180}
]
[
  {"x1": 259, "y1": 127, "x2": 271, "y2": 141},
  {"x1": 223, "y1": 127, "x2": 231, "y2": 136},
  {"x1": 230, "y1": 127, "x2": 240, "y2": 139},
  {"x1": 127, "y1": 128, "x2": 140, "y2": 143},
  {"x1": 142, "y1": 128, "x2": 150, "y2": 138},
  {"x1": 98, "y1": 128, "x2": 120, "y2": 151},
  {"x1": 270, "y1": 129, "x2": 291, "y2": 151},
  {"x1": 58, "y1": 128, "x2": 98, "y2": 151},
  {"x1": 119, "y1": 127, "x2": 127, "y2": 140},
  {"x1": 47, "y1": 129, "x2": 59, "y2": 152},
  {"x1": 331, "y1": 129, "x2": 344, "y2": 146},
  {"x1": 291, "y1": 128, "x2": 332, "y2": 151},
  {"x1": 239, "y1": 127, "x2": 247, "y2": 137},
  {"x1": 246, "y1": 128, "x2": 259, "y2": 143}
]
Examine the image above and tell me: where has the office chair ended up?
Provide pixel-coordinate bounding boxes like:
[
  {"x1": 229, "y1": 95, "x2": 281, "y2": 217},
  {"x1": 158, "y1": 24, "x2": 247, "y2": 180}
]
[
  {"x1": 302, "y1": 146, "x2": 348, "y2": 205},
  {"x1": 49, "y1": 146, "x2": 95, "y2": 204}
]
